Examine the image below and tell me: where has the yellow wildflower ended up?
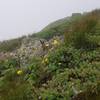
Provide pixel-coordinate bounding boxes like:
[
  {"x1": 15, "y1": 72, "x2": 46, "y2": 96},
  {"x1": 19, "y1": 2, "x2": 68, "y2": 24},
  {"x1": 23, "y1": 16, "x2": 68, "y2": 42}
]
[
  {"x1": 17, "y1": 70, "x2": 23, "y2": 75},
  {"x1": 45, "y1": 43, "x2": 49, "y2": 47},
  {"x1": 42, "y1": 57, "x2": 49, "y2": 64},
  {"x1": 45, "y1": 58, "x2": 48, "y2": 63},
  {"x1": 52, "y1": 39, "x2": 59, "y2": 45}
]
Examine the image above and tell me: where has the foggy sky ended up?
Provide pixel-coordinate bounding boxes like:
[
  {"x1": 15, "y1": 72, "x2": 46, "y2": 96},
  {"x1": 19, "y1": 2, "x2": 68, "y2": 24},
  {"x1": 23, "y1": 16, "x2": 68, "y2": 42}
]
[{"x1": 0, "y1": 0, "x2": 100, "y2": 41}]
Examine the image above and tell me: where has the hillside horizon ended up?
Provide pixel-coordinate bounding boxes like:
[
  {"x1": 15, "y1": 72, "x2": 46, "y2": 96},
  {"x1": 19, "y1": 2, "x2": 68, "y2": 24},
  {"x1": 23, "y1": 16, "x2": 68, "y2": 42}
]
[
  {"x1": 0, "y1": 8, "x2": 99, "y2": 42},
  {"x1": 0, "y1": 8, "x2": 100, "y2": 100}
]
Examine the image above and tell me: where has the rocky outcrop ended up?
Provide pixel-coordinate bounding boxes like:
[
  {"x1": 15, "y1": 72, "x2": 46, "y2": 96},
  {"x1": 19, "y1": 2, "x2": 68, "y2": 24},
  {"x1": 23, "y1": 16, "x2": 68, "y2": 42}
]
[{"x1": 0, "y1": 35, "x2": 64, "y2": 66}]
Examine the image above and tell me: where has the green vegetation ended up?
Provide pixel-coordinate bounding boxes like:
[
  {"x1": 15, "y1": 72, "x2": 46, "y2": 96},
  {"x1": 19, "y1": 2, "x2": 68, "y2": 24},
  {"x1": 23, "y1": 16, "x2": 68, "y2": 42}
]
[
  {"x1": 33, "y1": 13, "x2": 82, "y2": 39},
  {"x1": 0, "y1": 9, "x2": 100, "y2": 100},
  {"x1": 0, "y1": 36, "x2": 25, "y2": 52}
]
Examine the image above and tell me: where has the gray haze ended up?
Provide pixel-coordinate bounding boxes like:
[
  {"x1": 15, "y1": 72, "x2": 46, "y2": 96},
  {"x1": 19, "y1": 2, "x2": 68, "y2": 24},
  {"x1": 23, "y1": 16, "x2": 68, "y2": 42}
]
[{"x1": 0, "y1": 0, "x2": 100, "y2": 41}]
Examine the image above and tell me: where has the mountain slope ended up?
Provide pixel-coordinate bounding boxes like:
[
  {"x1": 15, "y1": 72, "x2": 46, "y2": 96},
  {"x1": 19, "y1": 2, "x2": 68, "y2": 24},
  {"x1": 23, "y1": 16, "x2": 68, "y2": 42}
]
[{"x1": 0, "y1": 9, "x2": 100, "y2": 100}]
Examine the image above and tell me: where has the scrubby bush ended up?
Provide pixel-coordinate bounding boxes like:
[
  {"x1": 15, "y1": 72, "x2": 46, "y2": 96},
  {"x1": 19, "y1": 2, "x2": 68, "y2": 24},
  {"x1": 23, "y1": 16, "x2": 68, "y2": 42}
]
[
  {"x1": 0, "y1": 68, "x2": 33, "y2": 100},
  {"x1": 0, "y1": 37, "x2": 24, "y2": 52},
  {"x1": 36, "y1": 28, "x2": 61, "y2": 40},
  {"x1": 72, "y1": 32, "x2": 99, "y2": 50},
  {"x1": 72, "y1": 10, "x2": 99, "y2": 34},
  {"x1": 47, "y1": 46, "x2": 77, "y2": 70},
  {"x1": 64, "y1": 9, "x2": 100, "y2": 50},
  {"x1": 0, "y1": 58, "x2": 18, "y2": 71}
]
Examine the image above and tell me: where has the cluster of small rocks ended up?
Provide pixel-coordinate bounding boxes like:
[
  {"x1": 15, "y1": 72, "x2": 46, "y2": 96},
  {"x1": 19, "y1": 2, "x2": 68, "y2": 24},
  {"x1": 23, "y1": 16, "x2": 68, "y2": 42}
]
[{"x1": 0, "y1": 35, "x2": 64, "y2": 67}]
